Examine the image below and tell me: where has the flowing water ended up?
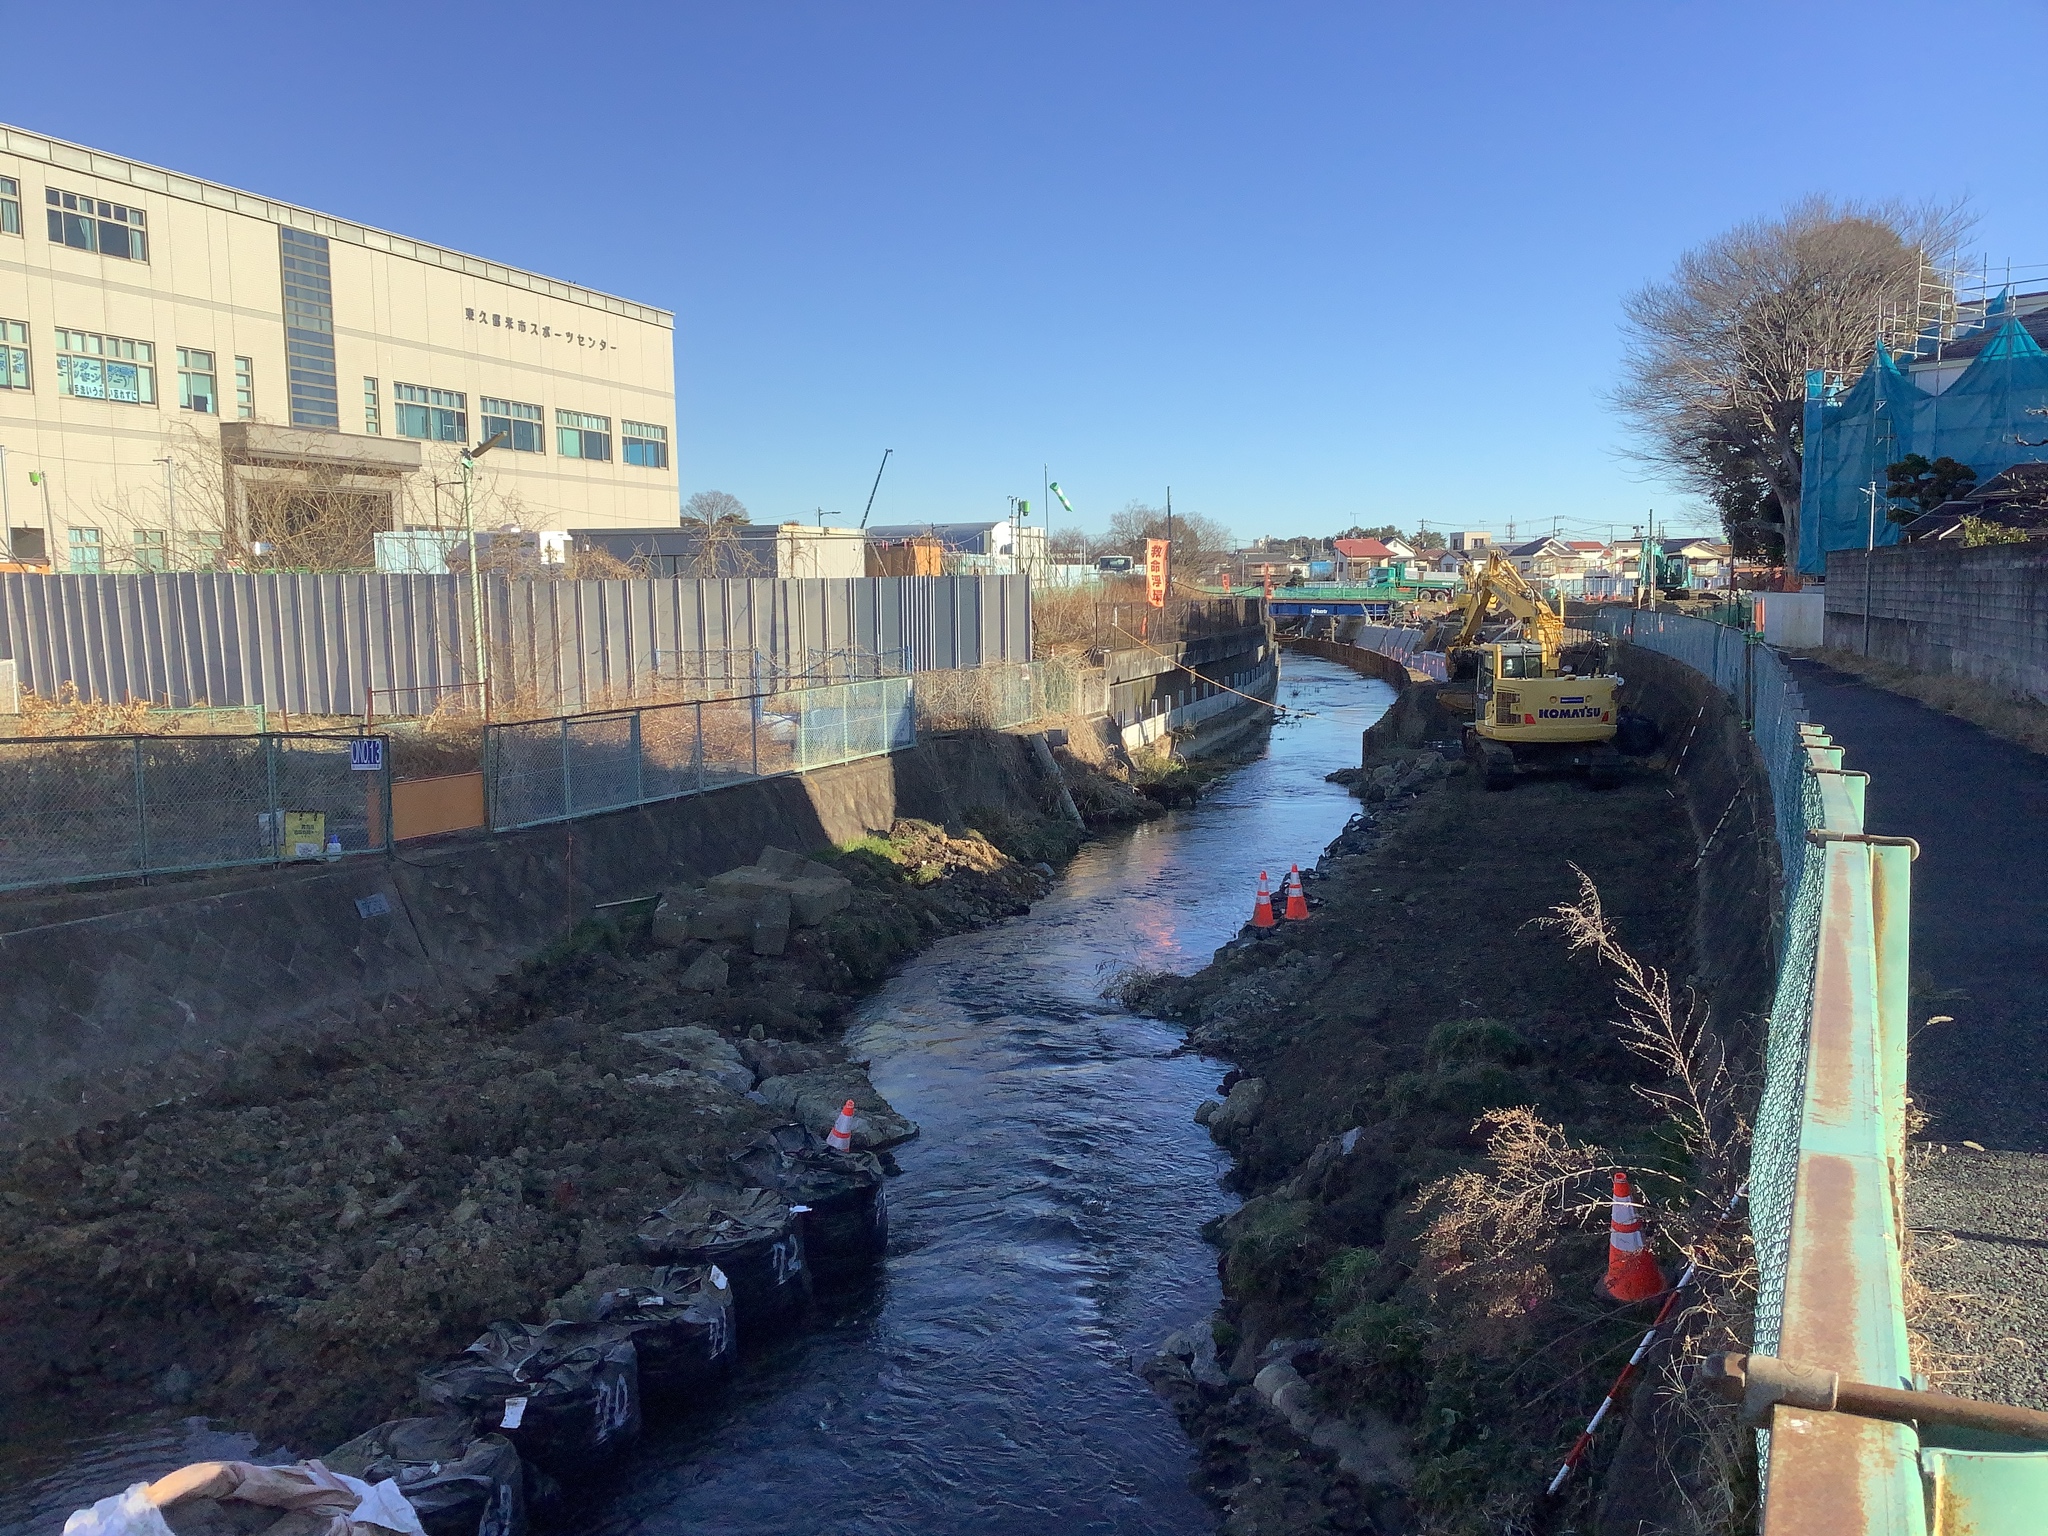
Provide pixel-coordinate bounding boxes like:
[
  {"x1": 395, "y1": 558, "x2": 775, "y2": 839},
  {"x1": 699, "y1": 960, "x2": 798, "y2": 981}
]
[{"x1": 0, "y1": 655, "x2": 1391, "y2": 1535}]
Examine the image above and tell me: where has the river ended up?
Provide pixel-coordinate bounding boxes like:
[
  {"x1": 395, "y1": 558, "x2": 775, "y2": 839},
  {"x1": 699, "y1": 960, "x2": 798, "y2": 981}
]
[{"x1": 0, "y1": 654, "x2": 1391, "y2": 1535}]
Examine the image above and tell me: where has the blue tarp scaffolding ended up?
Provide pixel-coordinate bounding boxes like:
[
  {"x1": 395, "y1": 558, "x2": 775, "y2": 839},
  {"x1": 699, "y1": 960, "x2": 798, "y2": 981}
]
[{"x1": 1800, "y1": 311, "x2": 2048, "y2": 572}]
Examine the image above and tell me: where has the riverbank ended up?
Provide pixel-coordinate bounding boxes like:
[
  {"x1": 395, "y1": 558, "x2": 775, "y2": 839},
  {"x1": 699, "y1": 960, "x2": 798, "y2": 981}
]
[
  {"x1": 0, "y1": 706, "x2": 1210, "y2": 1487},
  {"x1": 1128, "y1": 743, "x2": 1746, "y2": 1535}
]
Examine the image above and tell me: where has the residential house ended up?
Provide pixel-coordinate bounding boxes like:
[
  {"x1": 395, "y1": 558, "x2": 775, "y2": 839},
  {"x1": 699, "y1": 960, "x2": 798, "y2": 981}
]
[
  {"x1": 1902, "y1": 463, "x2": 2048, "y2": 544},
  {"x1": 1502, "y1": 537, "x2": 1579, "y2": 581},
  {"x1": 1330, "y1": 536, "x2": 1397, "y2": 583}
]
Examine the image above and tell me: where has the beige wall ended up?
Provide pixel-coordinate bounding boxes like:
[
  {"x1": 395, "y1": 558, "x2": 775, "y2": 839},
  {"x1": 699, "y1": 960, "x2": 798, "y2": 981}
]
[{"x1": 0, "y1": 123, "x2": 676, "y2": 568}]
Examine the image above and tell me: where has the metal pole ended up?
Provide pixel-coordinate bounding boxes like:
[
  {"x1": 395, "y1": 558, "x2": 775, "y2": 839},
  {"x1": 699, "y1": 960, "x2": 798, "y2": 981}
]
[
  {"x1": 1863, "y1": 480, "x2": 1878, "y2": 655},
  {"x1": 37, "y1": 473, "x2": 55, "y2": 570},
  {"x1": 0, "y1": 445, "x2": 13, "y2": 561},
  {"x1": 462, "y1": 454, "x2": 489, "y2": 716}
]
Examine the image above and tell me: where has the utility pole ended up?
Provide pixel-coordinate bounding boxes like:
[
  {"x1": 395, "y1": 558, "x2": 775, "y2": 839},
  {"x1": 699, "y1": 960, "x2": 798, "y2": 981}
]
[{"x1": 1164, "y1": 486, "x2": 1173, "y2": 599}]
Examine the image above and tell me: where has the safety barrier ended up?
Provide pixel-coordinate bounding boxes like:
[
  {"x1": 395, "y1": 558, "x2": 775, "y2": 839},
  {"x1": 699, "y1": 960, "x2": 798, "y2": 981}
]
[
  {"x1": 483, "y1": 675, "x2": 914, "y2": 832},
  {"x1": 0, "y1": 731, "x2": 391, "y2": 891},
  {"x1": 1601, "y1": 608, "x2": 2044, "y2": 1531}
]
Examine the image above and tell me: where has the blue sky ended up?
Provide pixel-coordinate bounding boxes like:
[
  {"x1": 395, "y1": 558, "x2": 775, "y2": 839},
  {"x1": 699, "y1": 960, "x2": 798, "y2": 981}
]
[{"x1": 10, "y1": 1, "x2": 2048, "y2": 546}]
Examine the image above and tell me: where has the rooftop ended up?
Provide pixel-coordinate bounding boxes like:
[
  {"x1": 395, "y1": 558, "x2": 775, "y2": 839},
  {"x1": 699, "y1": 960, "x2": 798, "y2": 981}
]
[{"x1": 0, "y1": 121, "x2": 672, "y2": 327}]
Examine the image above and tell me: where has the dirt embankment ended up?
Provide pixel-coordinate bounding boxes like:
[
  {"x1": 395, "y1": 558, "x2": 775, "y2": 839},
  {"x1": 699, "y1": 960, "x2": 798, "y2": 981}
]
[
  {"x1": 1126, "y1": 743, "x2": 1751, "y2": 1535},
  {"x1": 0, "y1": 760, "x2": 1146, "y2": 1461}
]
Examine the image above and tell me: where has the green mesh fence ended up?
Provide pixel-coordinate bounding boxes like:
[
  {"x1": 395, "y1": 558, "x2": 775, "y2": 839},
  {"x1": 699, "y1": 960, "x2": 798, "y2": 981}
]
[{"x1": 1596, "y1": 609, "x2": 1821, "y2": 1369}]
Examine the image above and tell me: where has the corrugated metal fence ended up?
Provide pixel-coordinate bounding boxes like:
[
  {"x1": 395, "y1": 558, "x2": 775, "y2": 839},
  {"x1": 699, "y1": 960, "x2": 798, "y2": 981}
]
[{"x1": 0, "y1": 573, "x2": 1031, "y2": 718}]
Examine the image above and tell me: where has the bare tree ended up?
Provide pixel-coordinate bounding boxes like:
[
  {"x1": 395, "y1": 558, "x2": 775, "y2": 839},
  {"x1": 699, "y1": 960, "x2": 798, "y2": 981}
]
[
  {"x1": 1613, "y1": 196, "x2": 1971, "y2": 562},
  {"x1": 1102, "y1": 500, "x2": 1232, "y2": 585},
  {"x1": 681, "y1": 489, "x2": 750, "y2": 529},
  {"x1": 1048, "y1": 526, "x2": 1092, "y2": 561}
]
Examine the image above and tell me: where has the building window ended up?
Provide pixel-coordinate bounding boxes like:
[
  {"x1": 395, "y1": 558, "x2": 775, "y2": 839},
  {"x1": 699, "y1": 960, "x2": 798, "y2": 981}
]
[
  {"x1": 0, "y1": 177, "x2": 19, "y2": 237},
  {"x1": 279, "y1": 227, "x2": 339, "y2": 428},
  {"x1": 363, "y1": 377, "x2": 381, "y2": 435},
  {"x1": 132, "y1": 528, "x2": 168, "y2": 573},
  {"x1": 556, "y1": 409, "x2": 610, "y2": 461},
  {"x1": 622, "y1": 420, "x2": 669, "y2": 469},
  {"x1": 481, "y1": 397, "x2": 543, "y2": 453},
  {"x1": 234, "y1": 356, "x2": 254, "y2": 419},
  {"x1": 0, "y1": 319, "x2": 28, "y2": 391},
  {"x1": 44, "y1": 187, "x2": 148, "y2": 260},
  {"x1": 177, "y1": 348, "x2": 217, "y2": 414},
  {"x1": 188, "y1": 531, "x2": 223, "y2": 570},
  {"x1": 54, "y1": 330, "x2": 156, "y2": 404},
  {"x1": 394, "y1": 383, "x2": 466, "y2": 442},
  {"x1": 67, "y1": 527, "x2": 103, "y2": 574}
]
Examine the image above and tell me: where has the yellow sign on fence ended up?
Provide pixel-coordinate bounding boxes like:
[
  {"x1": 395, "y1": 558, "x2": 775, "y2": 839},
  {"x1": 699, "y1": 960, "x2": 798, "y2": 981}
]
[{"x1": 279, "y1": 811, "x2": 326, "y2": 859}]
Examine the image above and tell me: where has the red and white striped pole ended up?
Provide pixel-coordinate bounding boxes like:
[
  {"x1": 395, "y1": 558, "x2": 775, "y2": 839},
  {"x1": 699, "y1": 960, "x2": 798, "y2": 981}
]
[{"x1": 1540, "y1": 1183, "x2": 1747, "y2": 1503}]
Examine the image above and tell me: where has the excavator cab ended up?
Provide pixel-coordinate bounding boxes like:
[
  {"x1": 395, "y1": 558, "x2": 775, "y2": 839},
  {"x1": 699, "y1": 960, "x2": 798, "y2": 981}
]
[{"x1": 1467, "y1": 642, "x2": 1621, "y2": 791}]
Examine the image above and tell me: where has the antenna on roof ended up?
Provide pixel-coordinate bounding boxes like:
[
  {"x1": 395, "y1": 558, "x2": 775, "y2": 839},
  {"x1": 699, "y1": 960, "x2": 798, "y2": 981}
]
[{"x1": 858, "y1": 449, "x2": 894, "y2": 530}]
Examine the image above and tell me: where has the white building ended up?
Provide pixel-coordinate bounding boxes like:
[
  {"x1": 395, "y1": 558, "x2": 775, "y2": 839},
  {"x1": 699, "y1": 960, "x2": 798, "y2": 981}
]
[{"x1": 0, "y1": 122, "x2": 677, "y2": 571}]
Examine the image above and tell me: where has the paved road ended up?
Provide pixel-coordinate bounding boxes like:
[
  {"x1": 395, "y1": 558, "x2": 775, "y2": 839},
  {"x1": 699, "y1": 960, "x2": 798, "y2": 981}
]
[{"x1": 1787, "y1": 659, "x2": 2048, "y2": 1410}]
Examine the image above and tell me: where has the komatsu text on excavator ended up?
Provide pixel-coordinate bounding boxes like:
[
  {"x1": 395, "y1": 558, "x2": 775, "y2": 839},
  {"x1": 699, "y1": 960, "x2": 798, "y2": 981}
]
[{"x1": 1435, "y1": 551, "x2": 1621, "y2": 790}]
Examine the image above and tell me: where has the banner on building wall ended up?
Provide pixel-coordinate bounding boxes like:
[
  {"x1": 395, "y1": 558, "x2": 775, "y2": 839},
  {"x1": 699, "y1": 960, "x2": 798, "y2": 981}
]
[{"x1": 1146, "y1": 538, "x2": 1169, "y2": 608}]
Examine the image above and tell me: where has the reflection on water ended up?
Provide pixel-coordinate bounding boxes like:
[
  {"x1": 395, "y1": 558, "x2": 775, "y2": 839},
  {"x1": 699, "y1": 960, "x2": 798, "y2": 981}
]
[{"x1": 0, "y1": 657, "x2": 1391, "y2": 1536}]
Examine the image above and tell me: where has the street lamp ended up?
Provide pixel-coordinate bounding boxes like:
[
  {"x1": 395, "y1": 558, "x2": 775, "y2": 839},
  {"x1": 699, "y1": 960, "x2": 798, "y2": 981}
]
[{"x1": 460, "y1": 431, "x2": 508, "y2": 716}]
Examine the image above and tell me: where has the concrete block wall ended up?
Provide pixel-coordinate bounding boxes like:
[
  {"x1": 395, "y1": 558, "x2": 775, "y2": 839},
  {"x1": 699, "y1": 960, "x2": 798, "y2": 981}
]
[{"x1": 1824, "y1": 545, "x2": 2048, "y2": 703}]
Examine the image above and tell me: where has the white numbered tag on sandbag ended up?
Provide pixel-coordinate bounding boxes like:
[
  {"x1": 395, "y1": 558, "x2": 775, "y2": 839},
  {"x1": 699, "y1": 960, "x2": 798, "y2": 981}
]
[{"x1": 500, "y1": 1396, "x2": 528, "y2": 1429}]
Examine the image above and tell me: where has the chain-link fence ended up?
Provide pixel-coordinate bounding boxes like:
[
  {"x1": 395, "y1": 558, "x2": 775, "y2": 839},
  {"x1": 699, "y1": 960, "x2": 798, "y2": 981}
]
[
  {"x1": 910, "y1": 657, "x2": 1105, "y2": 732},
  {"x1": 485, "y1": 675, "x2": 915, "y2": 831},
  {"x1": 1597, "y1": 611, "x2": 1819, "y2": 1327},
  {"x1": 0, "y1": 732, "x2": 391, "y2": 892}
]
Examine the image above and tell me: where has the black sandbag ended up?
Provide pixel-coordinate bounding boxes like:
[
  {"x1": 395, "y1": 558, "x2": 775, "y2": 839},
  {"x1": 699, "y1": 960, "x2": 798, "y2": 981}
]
[
  {"x1": 728, "y1": 1123, "x2": 889, "y2": 1282},
  {"x1": 1615, "y1": 708, "x2": 1661, "y2": 756},
  {"x1": 325, "y1": 1414, "x2": 525, "y2": 1536},
  {"x1": 636, "y1": 1184, "x2": 811, "y2": 1329},
  {"x1": 550, "y1": 1262, "x2": 737, "y2": 1400},
  {"x1": 417, "y1": 1320, "x2": 640, "y2": 1482}
]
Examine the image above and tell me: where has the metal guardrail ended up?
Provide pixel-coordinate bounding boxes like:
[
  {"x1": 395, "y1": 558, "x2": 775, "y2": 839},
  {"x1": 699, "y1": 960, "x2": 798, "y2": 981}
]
[
  {"x1": 0, "y1": 731, "x2": 391, "y2": 891},
  {"x1": 1602, "y1": 608, "x2": 2045, "y2": 1532},
  {"x1": 483, "y1": 675, "x2": 914, "y2": 831}
]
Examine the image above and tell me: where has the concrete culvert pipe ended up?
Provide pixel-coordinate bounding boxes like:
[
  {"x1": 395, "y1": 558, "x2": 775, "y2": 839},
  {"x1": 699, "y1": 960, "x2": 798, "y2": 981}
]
[
  {"x1": 416, "y1": 1320, "x2": 641, "y2": 1484},
  {"x1": 636, "y1": 1185, "x2": 813, "y2": 1330}
]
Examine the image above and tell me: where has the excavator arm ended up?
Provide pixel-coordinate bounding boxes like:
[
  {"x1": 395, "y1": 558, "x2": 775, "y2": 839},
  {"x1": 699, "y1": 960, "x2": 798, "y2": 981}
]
[{"x1": 1446, "y1": 552, "x2": 1566, "y2": 660}]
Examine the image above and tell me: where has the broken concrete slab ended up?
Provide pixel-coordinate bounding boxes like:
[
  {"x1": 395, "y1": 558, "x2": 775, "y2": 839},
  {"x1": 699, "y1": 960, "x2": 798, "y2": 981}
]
[
  {"x1": 755, "y1": 1065, "x2": 919, "y2": 1150},
  {"x1": 621, "y1": 1025, "x2": 753, "y2": 1093},
  {"x1": 751, "y1": 890, "x2": 792, "y2": 957},
  {"x1": 678, "y1": 949, "x2": 729, "y2": 993}
]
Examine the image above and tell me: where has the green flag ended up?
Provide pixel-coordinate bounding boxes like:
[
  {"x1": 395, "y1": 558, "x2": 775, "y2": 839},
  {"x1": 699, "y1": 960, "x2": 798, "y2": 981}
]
[{"x1": 1049, "y1": 481, "x2": 1073, "y2": 514}]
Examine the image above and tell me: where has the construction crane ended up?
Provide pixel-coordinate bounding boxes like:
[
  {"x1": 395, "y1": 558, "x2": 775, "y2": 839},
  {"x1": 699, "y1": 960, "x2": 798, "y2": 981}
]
[{"x1": 1439, "y1": 552, "x2": 1621, "y2": 791}]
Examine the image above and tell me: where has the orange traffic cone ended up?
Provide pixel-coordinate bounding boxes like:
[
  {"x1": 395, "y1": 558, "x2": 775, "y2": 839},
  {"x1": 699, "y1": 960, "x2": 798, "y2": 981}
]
[
  {"x1": 1283, "y1": 865, "x2": 1309, "y2": 921},
  {"x1": 1596, "y1": 1170, "x2": 1667, "y2": 1303},
  {"x1": 826, "y1": 1099, "x2": 857, "y2": 1154},
  {"x1": 1252, "y1": 872, "x2": 1276, "y2": 929}
]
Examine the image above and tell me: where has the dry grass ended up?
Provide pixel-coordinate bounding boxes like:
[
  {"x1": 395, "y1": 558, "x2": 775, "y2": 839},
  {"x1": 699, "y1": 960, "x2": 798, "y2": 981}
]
[
  {"x1": 1801, "y1": 646, "x2": 2048, "y2": 757},
  {"x1": 1408, "y1": 868, "x2": 1758, "y2": 1536},
  {"x1": 1033, "y1": 586, "x2": 1101, "y2": 658}
]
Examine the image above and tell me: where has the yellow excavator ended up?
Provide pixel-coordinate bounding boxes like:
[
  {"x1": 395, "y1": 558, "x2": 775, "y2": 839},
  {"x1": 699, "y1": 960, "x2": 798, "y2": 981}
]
[{"x1": 1439, "y1": 552, "x2": 1621, "y2": 790}]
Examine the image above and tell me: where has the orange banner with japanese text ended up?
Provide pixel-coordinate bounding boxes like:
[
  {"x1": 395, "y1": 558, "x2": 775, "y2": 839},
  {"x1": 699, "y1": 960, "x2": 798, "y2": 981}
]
[{"x1": 1146, "y1": 538, "x2": 1169, "y2": 608}]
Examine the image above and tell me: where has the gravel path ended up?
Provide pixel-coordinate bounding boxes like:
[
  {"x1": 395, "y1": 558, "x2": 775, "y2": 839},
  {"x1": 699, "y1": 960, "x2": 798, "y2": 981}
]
[{"x1": 1787, "y1": 658, "x2": 2048, "y2": 1410}]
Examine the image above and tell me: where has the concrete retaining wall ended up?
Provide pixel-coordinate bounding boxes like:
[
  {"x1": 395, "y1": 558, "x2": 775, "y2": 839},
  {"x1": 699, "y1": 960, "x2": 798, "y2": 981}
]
[
  {"x1": 0, "y1": 731, "x2": 1063, "y2": 1148},
  {"x1": 1823, "y1": 545, "x2": 2048, "y2": 703}
]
